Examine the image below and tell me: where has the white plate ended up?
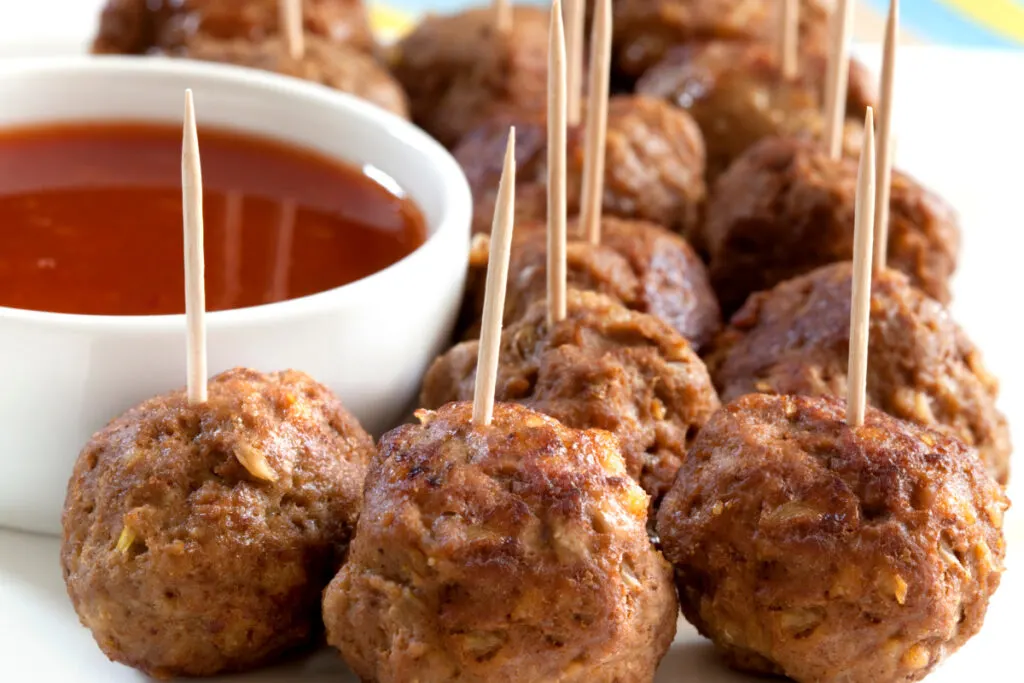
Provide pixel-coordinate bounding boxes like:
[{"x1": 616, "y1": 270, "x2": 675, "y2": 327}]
[{"x1": 1, "y1": 4, "x2": 1023, "y2": 681}]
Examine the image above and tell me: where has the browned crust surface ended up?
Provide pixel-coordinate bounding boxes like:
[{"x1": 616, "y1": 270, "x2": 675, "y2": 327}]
[
  {"x1": 391, "y1": 6, "x2": 549, "y2": 148},
  {"x1": 180, "y1": 34, "x2": 409, "y2": 117},
  {"x1": 423, "y1": 289, "x2": 720, "y2": 506},
  {"x1": 460, "y1": 217, "x2": 720, "y2": 351},
  {"x1": 707, "y1": 262, "x2": 1010, "y2": 484},
  {"x1": 323, "y1": 401, "x2": 678, "y2": 682},
  {"x1": 456, "y1": 95, "x2": 706, "y2": 237},
  {"x1": 704, "y1": 135, "x2": 959, "y2": 315},
  {"x1": 92, "y1": 0, "x2": 375, "y2": 55},
  {"x1": 657, "y1": 393, "x2": 1008, "y2": 683},
  {"x1": 61, "y1": 368, "x2": 374, "y2": 678},
  {"x1": 636, "y1": 40, "x2": 875, "y2": 183}
]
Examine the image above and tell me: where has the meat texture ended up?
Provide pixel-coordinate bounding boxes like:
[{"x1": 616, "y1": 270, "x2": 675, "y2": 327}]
[
  {"x1": 611, "y1": 0, "x2": 832, "y2": 82},
  {"x1": 455, "y1": 94, "x2": 706, "y2": 237},
  {"x1": 92, "y1": 0, "x2": 375, "y2": 55},
  {"x1": 423, "y1": 290, "x2": 720, "y2": 506},
  {"x1": 323, "y1": 401, "x2": 678, "y2": 683},
  {"x1": 657, "y1": 393, "x2": 1008, "y2": 683},
  {"x1": 704, "y1": 135, "x2": 960, "y2": 315},
  {"x1": 707, "y1": 263, "x2": 1010, "y2": 484},
  {"x1": 460, "y1": 218, "x2": 720, "y2": 351},
  {"x1": 61, "y1": 368, "x2": 374, "y2": 678},
  {"x1": 178, "y1": 34, "x2": 409, "y2": 117},
  {"x1": 636, "y1": 40, "x2": 876, "y2": 183},
  {"x1": 390, "y1": 6, "x2": 549, "y2": 148}
]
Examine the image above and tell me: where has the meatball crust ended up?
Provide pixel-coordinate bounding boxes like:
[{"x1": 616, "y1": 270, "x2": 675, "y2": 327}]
[
  {"x1": 61, "y1": 368, "x2": 375, "y2": 678},
  {"x1": 704, "y1": 135, "x2": 960, "y2": 315},
  {"x1": 657, "y1": 393, "x2": 1008, "y2": 683},
  {"x1": 93, "y1": 0, "x2": 375, "y2": 55},
  {"x1": 611, "y1": 0, "x2": 831, "y2": 81},
  {"x1": 462, "y1": 217, "x2": 720, "y2": 350},
  {"x1": 707, "y1": 263, "x2": 1010, "y2": 484},
  {"x1": 178, "y1": 34, "x2": 410, "y2": 118},
  {"x1": 423, "y1": 290, "x2": 721, "y2": 505},
  {"x1": 636, "y1": 41, "x2": 876, "y2": 183},
  {"x1": 456, "y1": 94, "x2": 707, "y2": 237},
  {"x1": 390, "y1": 6, "x2": 549, "y2": 149},
  {"x1": 323, "y1": 402, "x2": 678, "y2": 683}
]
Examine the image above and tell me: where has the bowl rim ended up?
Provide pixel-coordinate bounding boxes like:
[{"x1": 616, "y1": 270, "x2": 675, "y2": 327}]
[{"x1": 0, "y1": 55, "x2": 472, "y2": 331}]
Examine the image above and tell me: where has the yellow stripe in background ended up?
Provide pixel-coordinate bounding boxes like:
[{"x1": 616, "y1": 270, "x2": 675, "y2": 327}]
[
  {"x1": 941, "y1": 0, "x2": 1024, "y2": 44},
  {"x1": 369, "y1": 6, "x2": 417, "y2": 42}
]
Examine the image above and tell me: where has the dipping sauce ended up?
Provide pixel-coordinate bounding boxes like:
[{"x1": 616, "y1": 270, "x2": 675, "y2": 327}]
[{"x1": 0, "y1": 123, "x2": 427, "y2": 315}]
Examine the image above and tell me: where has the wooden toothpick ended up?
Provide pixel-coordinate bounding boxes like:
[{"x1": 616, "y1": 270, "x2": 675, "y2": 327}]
[
  {"x1": 280, "y1": 0, "x2": 305, "y2": 60},
  {"x1": 580, "y1": 0, "x2": 611, "y2": 245},
  {"x1": 823, "y1": 0, "x2": 854, "y2": 160},
  {"x1": 846, "y1": 107, "x2": 876, "y2": 428},
  {"x1": 874, "y1": 0, "x2": 898, "y2": 271},
  {"x1": 473, "y1": 128, "x2": 517, "y2": 426},
  {"x1": 547, "y1": 0, "x2": 568, "y2": 325},
  {"x1": 779, "y1": 0, "x2": 799, "y2": 80},
  {"x1": 564, "y1": 0, "x2": 585, "y2": 126},
  {"x1": 182, "y1": 89, "x2": 208, "y2": 405},
  {"x1": 494, "y1": 0, "x2": 512, "y2": 35}
]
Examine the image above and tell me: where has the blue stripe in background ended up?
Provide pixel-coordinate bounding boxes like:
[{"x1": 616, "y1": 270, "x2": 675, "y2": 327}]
[{"x1": 844, "y1": 0, "x2": 1017, "y2": 48}]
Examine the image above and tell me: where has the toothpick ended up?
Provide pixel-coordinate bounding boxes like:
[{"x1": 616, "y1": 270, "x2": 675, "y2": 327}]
[
  {"x1": 182, "y1": 90, "x2": 208, "y2": 405},
  {"x1": 823, "y1": 0, "x2": 854, "y2": 160},
  {"x1": 547, "y1": 0, "x2": 567, "y2": 324},
  {"x1": 280, "y1": 0, "x2": 305, "y2": 60},
  {"x1": 494, "y1": 0, "x2": 512, "y2": 35},
  {"x1": 874, "y1": 0, "x2": 898, "y2": 270},
  {"x1": 564, "y1": 0, "x2": 584, "y2": 126},
  {"x1": 779, "y1": 0, "x2": 799, "y2": 79},
  {"x1": 846, "y1": 107, "x2": 876, "y2": 428},
  {"x1": 580, "y1": 0, "x2": 611, "y2": 245},
  {"x1": 473, "y1": 128, "x2": 517, "y2": 426}
]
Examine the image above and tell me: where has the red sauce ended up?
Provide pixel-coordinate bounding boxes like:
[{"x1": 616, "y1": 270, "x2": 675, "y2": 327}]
[{"x1": 0, "y1": 123, "x2": 427, "y2": 316}]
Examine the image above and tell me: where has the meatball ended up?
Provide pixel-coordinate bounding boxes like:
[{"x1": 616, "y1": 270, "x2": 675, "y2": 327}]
[
  {"x1": 657, "y1": 393, "x2": 1008, "y2": 682},
  {"x1": 456, "y1": 94, "x2": 707, "y2": 237},
  {"x1": 704, "y1": 135, "x2": 960, "y2": 315},
  {"x1": 423, "y1": 289, "x2": 720, "y2": 506},
  {"x1": 461, "y1": 217, "x2": 720, "y2": 351},
  {"x1": 92, "y1": 0, "x2": 375, "y2": 56},
  {"x1": 636, "y1": 40, "x2": 876, "y2": 183},
  {"x1": 390, "y1": 6, "x2": 549, "y2": 149},
  {"x1": 611, "y1": 0, "x2": 832, "y2": 82},
  {"x1": 177, "y1": 34, "x2": 410, "y2": 118},
  {"x1": 706, "y1": 263, "x2": 1010, "y2": 484},
  {"x1": 61, "y1": 368, "x2": 374, "y2": 678},
  {"x1": 323, "y1": 401, "x2": 678, "y2": 682}
]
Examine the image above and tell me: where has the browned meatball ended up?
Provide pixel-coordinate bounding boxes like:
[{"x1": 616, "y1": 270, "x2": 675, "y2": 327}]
[
  {"x1": 423, "y1": 289, "x2": 720, "y2": 506},
  {"x1": 611, "y1": 0, "x2": 831, "y2": 82},
  {"x1": 456, "y1": 95, "x2": 707, "y2": 237},
  {"x1": 390, "y1": 6, "x2": 549, "y2": 149},
  {"x1": 636, "y1": 40, "x2": 877, "y2": 183},
  {"x1": 706, "y1": 263, "x2": 1010, "y2": 484},
  {"x1": 61, "y1": 368, "x2": 374, "y2": 678},
  {"x1": 704, "y1": 135, "x2": 960, "y2": 315},
  {"x1": 92, "y1": 0, "x2": 375, "y2": 56},
  {"x1": 177, "y1": 34, "x2": 410, "y2": 118},
  {"x1": 461, "y1": 217, "x2": 720, "y2": 351},
  {"x1": 657, "y1": 393, "x2": 1008, "y2": 682},
  {"x1": 323, "y1": 401, "x2": 678, "y2": 682}
]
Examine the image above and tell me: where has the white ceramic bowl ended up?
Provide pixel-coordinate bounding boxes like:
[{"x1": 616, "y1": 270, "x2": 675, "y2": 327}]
[{"x1": 0, "y1": 56, "x2": 472, "y2": 537}]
